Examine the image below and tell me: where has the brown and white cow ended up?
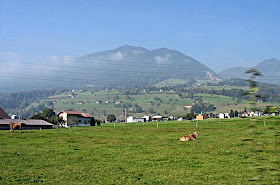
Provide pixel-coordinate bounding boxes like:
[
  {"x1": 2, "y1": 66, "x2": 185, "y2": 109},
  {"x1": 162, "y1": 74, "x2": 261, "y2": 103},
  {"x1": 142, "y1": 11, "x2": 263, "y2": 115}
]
[
  {"x1": 179, "y1": 132, "x2": 199, "y2": 141},
  {"x1": 10, "y1": 122, "x2": 25, "y2": 133}
]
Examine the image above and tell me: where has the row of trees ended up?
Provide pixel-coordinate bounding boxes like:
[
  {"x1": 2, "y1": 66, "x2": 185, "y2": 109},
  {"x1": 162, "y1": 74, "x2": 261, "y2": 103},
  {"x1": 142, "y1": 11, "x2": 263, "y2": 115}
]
[{"x1": 29, "y1": 108, "x2": 64, "y2": 124}]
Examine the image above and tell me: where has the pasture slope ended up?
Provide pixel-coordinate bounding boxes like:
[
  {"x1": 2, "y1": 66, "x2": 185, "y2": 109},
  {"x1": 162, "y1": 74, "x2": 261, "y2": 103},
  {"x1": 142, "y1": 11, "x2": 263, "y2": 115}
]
[{"x1": 0, "y1": 117, "x2": 279, "y2": 184}]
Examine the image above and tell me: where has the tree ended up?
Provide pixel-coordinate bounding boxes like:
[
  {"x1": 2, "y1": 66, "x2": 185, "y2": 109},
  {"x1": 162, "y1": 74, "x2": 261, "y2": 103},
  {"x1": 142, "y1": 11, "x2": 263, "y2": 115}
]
[
  {"x1": 148, "y1": 108, "x2": 155, "y2": 114},
  {"x1": 29, "y1": 108, "x2": 63, "y2": 125},
  {"x1": 41, "y1": 108, "x2": 55, "y2": 119},
  {"x1": 229, "y1": 110, "x2": 234, "y2": 118},
  {"x1": 263, "y1": 105, "x2": 272, "y2": 114},
  {"x1": 190, "y1": 102, "x2": 216, "y2": 114},
  {"x1": 90, "y1": 117, "x2": 96, "y2": 126},
  {"x1": 243, "y1": 68, "x2": 262, "y2": 111},
  {"x1": 185, "y1": 113, "x2": 196, "y2": 120},
  {"x1": 107, "y1": 114, "x2": 116, "y2": 122}
]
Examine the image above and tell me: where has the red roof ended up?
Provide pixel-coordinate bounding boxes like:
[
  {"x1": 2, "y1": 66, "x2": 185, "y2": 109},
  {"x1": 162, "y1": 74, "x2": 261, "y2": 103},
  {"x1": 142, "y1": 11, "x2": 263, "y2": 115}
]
[
  {"x1": 0, "y1": 107, "x2": 11, "y2": 119},
  {"x1": 81, "y1": 113, "x2": 93, "y2": 118},
  {"x1": 59, "y1": 110, "x2": 81, "y2": 115}
]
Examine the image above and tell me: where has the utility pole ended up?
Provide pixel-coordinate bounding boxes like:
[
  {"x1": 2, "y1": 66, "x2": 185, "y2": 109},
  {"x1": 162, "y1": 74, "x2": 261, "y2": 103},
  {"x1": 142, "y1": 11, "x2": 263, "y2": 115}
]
[{"x1": 124, "y1": 108, "x2": 127, "y2": 122}]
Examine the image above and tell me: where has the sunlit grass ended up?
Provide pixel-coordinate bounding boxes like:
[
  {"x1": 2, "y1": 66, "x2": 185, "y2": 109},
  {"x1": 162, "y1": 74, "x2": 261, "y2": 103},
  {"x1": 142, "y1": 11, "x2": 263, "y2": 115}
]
[{"x1": 0, "y1": 118, "x2": 279, "y2": 184}]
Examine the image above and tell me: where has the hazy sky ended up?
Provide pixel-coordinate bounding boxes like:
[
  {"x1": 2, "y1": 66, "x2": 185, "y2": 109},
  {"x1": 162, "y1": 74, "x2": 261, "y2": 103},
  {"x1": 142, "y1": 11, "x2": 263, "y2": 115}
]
[{"x1": 0, "y1": 0, "x2": 279, "y2": 72}]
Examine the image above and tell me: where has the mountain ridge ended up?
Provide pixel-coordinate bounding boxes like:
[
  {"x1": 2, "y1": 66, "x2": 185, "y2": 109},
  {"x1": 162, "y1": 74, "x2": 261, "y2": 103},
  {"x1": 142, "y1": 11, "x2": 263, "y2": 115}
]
[
  {"x1": 0, "y1": 45, "x2": 221, "y2": 92},
  {"x1": 218, "y1": 58, "x2": 280, "y2": 85}
]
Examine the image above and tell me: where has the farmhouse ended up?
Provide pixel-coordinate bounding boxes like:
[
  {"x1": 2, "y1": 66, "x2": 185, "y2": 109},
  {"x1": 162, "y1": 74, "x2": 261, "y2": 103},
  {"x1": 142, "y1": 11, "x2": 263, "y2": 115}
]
[
  {"x1": 58, "y1": 110, "x2": 94, "y2": 127},
  {"x1": 196, "y1": 114, "x2": 207, "y2": 120},
  {"x1": 127, "y1": 117, "x2": 146, "y2": 123}
]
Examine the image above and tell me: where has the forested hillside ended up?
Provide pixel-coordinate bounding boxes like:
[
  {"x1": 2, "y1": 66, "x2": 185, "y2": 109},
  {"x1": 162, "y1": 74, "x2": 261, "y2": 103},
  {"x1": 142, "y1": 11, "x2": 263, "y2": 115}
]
[
  {"x1": 0, "y1": 89, "x2": 66, "y2": 118},
  {"x1": 1, "y1": 79, "x2": 280, "y2": 119}
]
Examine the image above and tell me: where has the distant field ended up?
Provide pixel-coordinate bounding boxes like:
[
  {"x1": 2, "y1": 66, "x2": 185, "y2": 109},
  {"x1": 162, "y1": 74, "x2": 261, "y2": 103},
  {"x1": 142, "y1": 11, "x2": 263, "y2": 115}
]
[
  {"x1": 25, "y1": 88, "x2": 280, "y2": 120},
  {"x1": 0, "y1": 117, "x2": 279, "y2": 184}
]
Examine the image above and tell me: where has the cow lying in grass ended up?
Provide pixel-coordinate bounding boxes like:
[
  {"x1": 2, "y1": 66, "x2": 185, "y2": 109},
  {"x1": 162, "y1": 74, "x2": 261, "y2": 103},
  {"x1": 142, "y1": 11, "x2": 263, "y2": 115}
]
[
  {"x1": 180, "y1": 132, "x2": 198, "y2": 141},
  {"x1": 10, "y1": 122, "x2": 25, "y2": 133}
]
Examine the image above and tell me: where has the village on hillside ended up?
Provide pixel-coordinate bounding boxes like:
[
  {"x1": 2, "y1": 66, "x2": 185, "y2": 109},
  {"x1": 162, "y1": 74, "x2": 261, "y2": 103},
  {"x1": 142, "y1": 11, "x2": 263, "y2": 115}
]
[{"x1": 1, "y1": 105, "x2": 279, "y2": 130}]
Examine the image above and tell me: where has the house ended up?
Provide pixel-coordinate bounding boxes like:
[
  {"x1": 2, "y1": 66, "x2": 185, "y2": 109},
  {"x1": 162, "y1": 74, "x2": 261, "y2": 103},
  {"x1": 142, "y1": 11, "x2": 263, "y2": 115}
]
[
  {"x1": 196, "y1": 114, "x2": 207, "y2": 120},
  {"x1": 184, "y1": 105, "x2": 192, "y2": 109},
  {"x1": 143, "y1": 116, "x2": 150, "y2": 122},
  {"x1": 0, "y1": 107, "x2": 11, "y2": 119},
  {"x1": 169, "y1": 116, "x2": 176, "y2": 120},
  {"x1": 242, "y1": 112, "x2": 249, "y2": 117},
  {"x1": 249, "y1": 111, "x2": 260, "y2": 117},
  {"x1": 224, "y1": 113, "x2": 230, "y2": 118},
  {"x1": 218, "y1": 113, "x2": 225, "y2": 119},
  {"x1": 58, "y1": 110, "x2": 94, "y2": 127},
  {"x1": 177, "y1": 117, "x2": 185, "y2": 121},
  {"x1": 208, "y1": 113, "x2": 216, "y2": 118},
  {"x1": 151, "y1": 115, "x2": 163, "y2": 121},
  {"x1": 127, "y1": 117, "x2": 146, "y2": 123}
]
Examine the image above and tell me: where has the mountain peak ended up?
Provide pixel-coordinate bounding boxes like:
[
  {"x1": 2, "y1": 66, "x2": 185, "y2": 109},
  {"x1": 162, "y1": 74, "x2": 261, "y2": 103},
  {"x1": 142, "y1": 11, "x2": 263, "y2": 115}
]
[
  {"x1": 256, "y1": 58, "x2": 280, "y2": 68},
  {"x1": 115, "y1": 45, "x2": 149, "y2": 52}
]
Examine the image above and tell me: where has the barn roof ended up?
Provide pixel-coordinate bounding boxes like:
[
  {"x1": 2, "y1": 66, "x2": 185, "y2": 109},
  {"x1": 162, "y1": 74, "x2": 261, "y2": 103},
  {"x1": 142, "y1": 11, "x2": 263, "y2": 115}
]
[
  {"x1": 0, "y1": 119, "x2": 53, "y2": 126},
  {"x1": 0, "y1": 107, "x2": 11, "y2": 119}
]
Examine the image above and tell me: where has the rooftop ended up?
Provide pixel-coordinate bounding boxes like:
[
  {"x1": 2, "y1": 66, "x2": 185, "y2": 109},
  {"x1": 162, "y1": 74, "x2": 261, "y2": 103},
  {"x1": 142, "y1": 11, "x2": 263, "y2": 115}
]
[
  {"x1": 59, "y1": 110, "x2": 81, "y2": 115},
  {"x1": 0, "y1": 119, "x2": 53, "y2": 126},
  {"x1": 0, "y1": 107, "x2": 11, "y2": 119}
]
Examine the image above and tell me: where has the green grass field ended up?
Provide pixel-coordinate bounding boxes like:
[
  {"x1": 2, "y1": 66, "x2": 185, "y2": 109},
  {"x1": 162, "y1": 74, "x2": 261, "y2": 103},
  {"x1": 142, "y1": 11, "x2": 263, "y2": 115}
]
[
  {"x1": 0, "y1": 117, "x2": 279, "y2": 184},
  {"x1": 26, "y1": 89, "x2": 280, "y2": 120}
]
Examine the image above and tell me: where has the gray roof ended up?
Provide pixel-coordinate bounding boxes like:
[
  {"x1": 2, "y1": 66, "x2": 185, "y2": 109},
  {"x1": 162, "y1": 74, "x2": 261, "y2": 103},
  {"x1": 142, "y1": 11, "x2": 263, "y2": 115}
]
[{"x1": 0, "y1": 119, "x2": 53, "y2": 126}]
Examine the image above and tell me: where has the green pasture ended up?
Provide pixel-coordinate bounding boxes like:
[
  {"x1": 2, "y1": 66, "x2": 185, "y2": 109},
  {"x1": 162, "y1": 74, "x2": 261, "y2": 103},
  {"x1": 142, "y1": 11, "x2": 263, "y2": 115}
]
[
  {"x1": 0, "y1": 118, "x2": 279, "y2": 184},
  {"x1": 26, "y1": 89, "x2": 280, "y2": 120}
]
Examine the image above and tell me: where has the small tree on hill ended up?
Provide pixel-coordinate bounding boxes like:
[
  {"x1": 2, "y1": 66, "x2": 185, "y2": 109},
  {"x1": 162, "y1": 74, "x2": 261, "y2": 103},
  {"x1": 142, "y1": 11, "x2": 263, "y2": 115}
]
[
  {"x1": 229, "y1": 110, "x2": 234, "y2": 118},
  {"x1": 107, "y1": 114, "x2": 116, "y2": 122}
]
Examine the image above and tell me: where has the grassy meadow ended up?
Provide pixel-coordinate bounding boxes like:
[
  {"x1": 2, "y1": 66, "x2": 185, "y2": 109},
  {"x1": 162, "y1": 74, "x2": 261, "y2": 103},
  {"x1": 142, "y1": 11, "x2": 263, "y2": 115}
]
[
  {"x1": 27, "y1": 89, "x2": 280, "y2": 120},
  {"x1": 0, "y1": 117, "x2": 279, "y2": 184}
]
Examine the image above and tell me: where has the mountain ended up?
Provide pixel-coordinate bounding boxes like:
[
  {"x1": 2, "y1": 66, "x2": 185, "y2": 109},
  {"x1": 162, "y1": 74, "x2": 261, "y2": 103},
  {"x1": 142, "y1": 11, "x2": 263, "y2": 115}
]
[
  {"x1": 72, "y1": 45, "x2": 219, "y2": 87},
  {"x1": 0, "y1": 45, "x2": 218, "y2": 92},
  {"x1": 218, "y1": 58, "x2": 280, "y2": 85},
  {"x1": 218, "y1": 67, "x2": 250, "y2": 80}
]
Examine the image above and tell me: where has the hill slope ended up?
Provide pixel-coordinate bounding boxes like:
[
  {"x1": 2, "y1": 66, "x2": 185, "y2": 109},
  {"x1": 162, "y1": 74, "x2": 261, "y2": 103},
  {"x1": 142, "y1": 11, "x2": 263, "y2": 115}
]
[
  {"x1": 73, "y1": 45, "x2": 219, "y2": 87},
  {"x1": 218, "y1": 58, "x2": 280, "y2": 85},
  {"x1": 0, "y1": 46, "x2": 219, "y2": 92}
]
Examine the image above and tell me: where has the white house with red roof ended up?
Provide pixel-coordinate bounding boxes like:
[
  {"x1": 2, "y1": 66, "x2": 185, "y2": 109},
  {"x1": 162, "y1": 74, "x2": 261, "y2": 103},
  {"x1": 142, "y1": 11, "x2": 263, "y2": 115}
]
[{"x1": 58, "y1": 110, "x2": 94, "y2": 127}]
